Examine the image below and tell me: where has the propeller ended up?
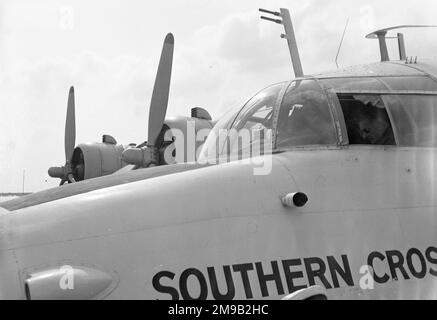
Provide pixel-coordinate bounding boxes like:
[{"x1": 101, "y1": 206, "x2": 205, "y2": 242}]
[
  {"x1": 122, "y1": 33, "x2": 174, "y2": 167},
  {"x1": 48, "y1": 86, "x2": 77, "y2": 185}
]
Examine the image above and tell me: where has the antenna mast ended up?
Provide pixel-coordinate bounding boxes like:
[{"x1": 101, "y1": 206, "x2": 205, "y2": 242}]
[
  {"x1": 366, "y1": 25, "x2": 437, "y2": 62},
  {"x1": 259, "y1": 8, "x2": 304, "y2": 78},
  {"x1": 335, "y1": 18, "x2": 350, "y2": 69}
]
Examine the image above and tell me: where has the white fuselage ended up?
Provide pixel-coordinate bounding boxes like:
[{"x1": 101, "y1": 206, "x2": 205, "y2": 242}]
[{"x1": 1, "y1": 146, "x2": 436, "y2": 299}]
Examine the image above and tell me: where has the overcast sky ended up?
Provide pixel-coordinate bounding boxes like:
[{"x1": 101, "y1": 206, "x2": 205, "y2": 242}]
[{"x1": 1, "y1": 0, "x2": 436, "y2": 192}]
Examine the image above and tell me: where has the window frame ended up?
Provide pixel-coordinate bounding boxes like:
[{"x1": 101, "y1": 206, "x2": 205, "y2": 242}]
[
  {"x1": 225, "y1": 82, "x2": 290, "y2": 155},
  {"x1": 380, "y1": 94, "x2": 437, "y2": 147},
  {"x1": 335, "y1": 92, "x2": 398, "y2": 146},
  {"x1": 272, "y1": 78, "x2": 344, "y2": 150},
  {"x1": 322, "y1": 75, "x2": 437, "y2": 147}
]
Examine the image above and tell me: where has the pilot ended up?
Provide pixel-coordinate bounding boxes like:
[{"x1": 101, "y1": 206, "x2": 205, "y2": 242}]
[{"x1": 352, "y1": 103, "x2": 395, "y2": 145}]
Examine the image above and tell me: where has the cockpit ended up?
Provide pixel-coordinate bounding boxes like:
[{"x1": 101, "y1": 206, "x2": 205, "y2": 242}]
[{"x1": 199, "y1": 73, "x2": 437, "y2": 162}]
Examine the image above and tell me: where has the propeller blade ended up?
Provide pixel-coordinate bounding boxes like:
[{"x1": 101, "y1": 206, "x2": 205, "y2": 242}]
[
  {"x1": 65, "y1": 86, "x2": 76, "y2": 162},
  {"x1": 147, "y1": 33, "x2": 174, "y2": 147},
  {"x1": 67, "y1": 173, "x2": 76, "y2": 184}
]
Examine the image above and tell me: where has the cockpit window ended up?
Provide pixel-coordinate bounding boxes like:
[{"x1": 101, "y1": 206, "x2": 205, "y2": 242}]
[
  {"x1": 276, "y1": 80, "x2": 337, "y2": 148},
  {"x1": 230, "y1": 84, "x2": 281, "y2": 132},
  {"x1": 321, "y1": 77, "x2": 385, "y2": 92},
  {"x1": 338, "y1": 94, "x2": 396, "y2": 145},
  {"x1": 382, "y1": 95, "x2": 437, "y2": 147},
  {"x1": 199, "y1": 83, "x2": 284, "y2": 161},
  {"x1": 379, "y1": 76, "x2": 437, "y2": 92},
  {"x1": 197, "y1": 107, "x2": 239, "y2": 161},
  {"x1": 227, "y1": 84, "x2": 282, "y2": 155}
]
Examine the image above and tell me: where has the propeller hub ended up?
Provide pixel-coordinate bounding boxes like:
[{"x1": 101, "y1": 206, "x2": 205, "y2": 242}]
[{"x1": 48, "y1": 166, "x2": 65, "y2": 178}]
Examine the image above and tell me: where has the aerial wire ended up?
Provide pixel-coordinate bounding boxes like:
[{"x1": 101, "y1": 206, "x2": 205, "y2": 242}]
[{"x1": 335, "y1": 18, "x2": 350, "y2": 69}]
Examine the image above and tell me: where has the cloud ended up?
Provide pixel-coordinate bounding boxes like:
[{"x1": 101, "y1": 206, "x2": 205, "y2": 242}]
[{"x1": 1, "y1": 1, "x2": 437, "y2": 191}]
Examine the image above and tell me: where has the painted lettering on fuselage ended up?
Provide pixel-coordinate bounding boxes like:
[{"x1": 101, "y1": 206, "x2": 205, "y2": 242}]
[{"x1": 152, "y1": 246, "x2": 437, "y2": 300}]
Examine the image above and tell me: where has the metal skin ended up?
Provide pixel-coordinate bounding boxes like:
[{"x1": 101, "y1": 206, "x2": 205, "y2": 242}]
[
  {"x1": 0, "y1": 148, "x2": 436, "y2": 299},
  {"x1": 48, "y1": 86, "x2": 77, "y2": 185},
  {"x1": 120, "y1": 116, "x2": 213, "y2": 167},
  {"x1": 65, "y1": 87, "x2": 76, "y2": 166},
  {"x1": 61, "y1": 115, "x2": 213, "y2": 182},
  {"x1": 147, "y1": 34, "x2": 174, "y2": 148},
  {"x1": 163, "y1": 116, "x2": 214, "y2": 163},
  {"x1": 24, "y1": 266, "x2": 114, "y2": 300},
  {"x1": 1, "y1": 62, "x2": 437, "y2": 299},
  {"x1": 72, "y1": 143, "x2": 126, "y2": 180}
]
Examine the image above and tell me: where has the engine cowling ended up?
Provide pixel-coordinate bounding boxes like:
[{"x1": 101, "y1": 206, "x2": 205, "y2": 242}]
[
  {"x1": 162, "y1": 116, "x2": 213, "y2": 164},
  {"x1": 71, "y1": 143, "x2": 126, "y2": 181},
  {"x1": 121, "y1": 109, "x2": 214, "y2": 168}
]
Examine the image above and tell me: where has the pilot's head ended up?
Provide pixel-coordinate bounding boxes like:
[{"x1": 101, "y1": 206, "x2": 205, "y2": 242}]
[{"x1": 357, "y1": 106, "x2": 390, "y2": 144}]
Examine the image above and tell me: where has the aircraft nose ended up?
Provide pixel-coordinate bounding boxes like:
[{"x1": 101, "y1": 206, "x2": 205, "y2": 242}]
[
  {"x1": 0, "y1": 208, "x2": 22, "y2": 299},
  {"x1": 0, "y1": 252, "x2": 22, "y2": 299}
]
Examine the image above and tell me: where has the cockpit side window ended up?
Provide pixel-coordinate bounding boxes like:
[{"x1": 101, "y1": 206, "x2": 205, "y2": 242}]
[
  {"x1": 198, "y1": 83, "x2": 284, "y2": 162},
  {"x1": 227, "y1": 83, "x2": 283, "y2": 156},
  {"x1": 276, "y1": 80, "x2": 337, "y2": 149},
  {"x1": 232, "y1": 98, "x2": 274, "y2": 132},
  {"x1": 382, "y1": 95, "x2": 437, "y2": 147},
  {"x1": 337, "y1": 94, "x2": 396, "y2": 145}
]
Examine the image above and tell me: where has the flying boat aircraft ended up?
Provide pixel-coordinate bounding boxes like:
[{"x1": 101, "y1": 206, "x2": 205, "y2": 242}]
[{"x1": 1, "y1": 8, "x2": 436, "y2": 300}]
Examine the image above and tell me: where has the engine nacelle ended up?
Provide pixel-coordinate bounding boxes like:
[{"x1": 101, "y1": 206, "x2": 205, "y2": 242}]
[
  {"x1": 162, "y1": 116, "x2": 213, "y2": 164},
  {"x1": 71, "y1": 143, "x2": 126, "y2": 181},
  {"x1": 121, "y1": 109, "x2": 215, "y2": 168}
]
